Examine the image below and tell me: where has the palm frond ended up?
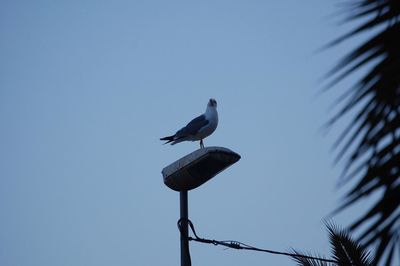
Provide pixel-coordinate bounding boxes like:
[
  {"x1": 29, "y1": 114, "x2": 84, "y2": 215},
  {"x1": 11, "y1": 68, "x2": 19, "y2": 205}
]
[
  {"x1": 327, "y1": 0, "x2": 400, "y2": 265},
  {"x1": 290, "y1": 249, "x2": 330, "y2": 266},
  {"x1": 290, "y1": 223, "x2": 373, "y2": 266},
  {"x1": 326, "y1": 223, "x2": 373, "y2": 266}
]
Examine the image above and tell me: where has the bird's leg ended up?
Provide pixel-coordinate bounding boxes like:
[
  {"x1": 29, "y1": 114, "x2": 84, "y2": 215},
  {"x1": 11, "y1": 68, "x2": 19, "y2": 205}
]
[{"x1": 200, "y1": 139, "x2": 204, "y2": 149}]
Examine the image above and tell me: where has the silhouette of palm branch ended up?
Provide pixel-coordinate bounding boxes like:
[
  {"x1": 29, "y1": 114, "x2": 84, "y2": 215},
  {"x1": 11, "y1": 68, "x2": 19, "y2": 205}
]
[
  {"x1": 325, "y1": 1, "x2": 400, "y2": 265},
  {"x1": 291, "y1": 223, "x2": 373, "y2": 266}
]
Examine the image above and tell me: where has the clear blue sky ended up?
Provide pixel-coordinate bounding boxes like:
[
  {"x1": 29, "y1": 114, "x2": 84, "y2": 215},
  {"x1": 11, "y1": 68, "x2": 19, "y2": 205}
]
[{"x1": 1, "y1": 1, "x2": 370, "y2": 265}]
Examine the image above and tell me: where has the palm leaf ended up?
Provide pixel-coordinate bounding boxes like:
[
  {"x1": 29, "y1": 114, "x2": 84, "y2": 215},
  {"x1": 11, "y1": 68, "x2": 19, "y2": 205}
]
[
  {"x1": 290, "y1": 223, "x2": 373, "y2": 266},
  {"x1": 290, "y1": 249, "x2": 330, "y2": 266},
  {"x1": 326, "y1": 223, "x2": 373, "y2": 266},
  {"x1": 326, "y1": 1, "x2": 400, "y2": 265}
]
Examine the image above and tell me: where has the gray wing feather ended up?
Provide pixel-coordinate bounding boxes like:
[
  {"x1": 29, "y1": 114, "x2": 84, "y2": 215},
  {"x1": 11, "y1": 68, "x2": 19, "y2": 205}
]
[{"x1": 175, "y1": 114, "x2": 209, "y2": 138}]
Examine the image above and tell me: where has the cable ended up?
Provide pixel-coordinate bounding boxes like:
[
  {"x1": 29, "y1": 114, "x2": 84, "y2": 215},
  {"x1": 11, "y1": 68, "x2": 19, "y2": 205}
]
[
  {"x1": 177, "y1": 218, "x2": 358, "y2": 266},
  {"x1": 177, "y1": 218, "x2": 192, "y2": 266}
]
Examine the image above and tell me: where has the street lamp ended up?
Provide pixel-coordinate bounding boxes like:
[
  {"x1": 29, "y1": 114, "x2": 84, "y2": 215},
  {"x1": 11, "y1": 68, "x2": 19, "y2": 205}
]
[{"x1": 162, "y1": 146, "x2": 241, "y2": 266}]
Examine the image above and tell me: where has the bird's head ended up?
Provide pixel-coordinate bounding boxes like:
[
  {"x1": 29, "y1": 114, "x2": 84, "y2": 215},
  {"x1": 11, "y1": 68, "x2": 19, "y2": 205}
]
[{"x1": 208, "y1": 98, "x2": 217, "y2": 108}]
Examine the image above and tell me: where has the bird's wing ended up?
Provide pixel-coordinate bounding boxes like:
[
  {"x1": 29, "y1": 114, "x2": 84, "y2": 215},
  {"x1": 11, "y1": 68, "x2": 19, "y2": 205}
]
[{"x1": 175, "y1": 114, "x2": 209, "y2": 138}]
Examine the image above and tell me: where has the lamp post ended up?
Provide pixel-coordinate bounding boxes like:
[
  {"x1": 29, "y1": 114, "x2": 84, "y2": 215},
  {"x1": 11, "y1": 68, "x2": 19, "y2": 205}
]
[
  {"x1": 180, "y1": 191, "x2": 190, "y2": 266},
  {"x1": 162, "y1": 147, "x2": 241, "y2": 266}
]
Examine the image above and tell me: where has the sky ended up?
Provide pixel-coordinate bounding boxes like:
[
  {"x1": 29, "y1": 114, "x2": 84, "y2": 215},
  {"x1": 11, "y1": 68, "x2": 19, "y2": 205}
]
[{"x1": 0, "y1": 1, "x2": 375, "y2": 265}]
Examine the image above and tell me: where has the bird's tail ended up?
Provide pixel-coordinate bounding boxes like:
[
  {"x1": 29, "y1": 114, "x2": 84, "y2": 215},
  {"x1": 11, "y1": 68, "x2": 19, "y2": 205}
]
[{"x1": 160, "y1": 135, "x2": 175, "y2": 145}]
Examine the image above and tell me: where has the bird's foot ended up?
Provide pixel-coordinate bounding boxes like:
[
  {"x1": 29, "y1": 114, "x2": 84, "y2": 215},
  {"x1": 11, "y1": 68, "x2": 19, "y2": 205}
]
[{"x1": 200, "y1": 139, "x2": 204, "y2": 149}]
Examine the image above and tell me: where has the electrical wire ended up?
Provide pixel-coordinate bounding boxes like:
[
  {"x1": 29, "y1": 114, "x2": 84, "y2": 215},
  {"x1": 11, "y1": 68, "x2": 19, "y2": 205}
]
[{"x1": 177, "y1": 218, "x2": 358, "y2": 266}]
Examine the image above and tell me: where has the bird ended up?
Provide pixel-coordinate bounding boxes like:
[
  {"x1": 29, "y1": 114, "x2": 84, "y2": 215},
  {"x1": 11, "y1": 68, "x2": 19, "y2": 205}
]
[{"x1": 160, "y1": 98, "x2": 218, "y2": 149}]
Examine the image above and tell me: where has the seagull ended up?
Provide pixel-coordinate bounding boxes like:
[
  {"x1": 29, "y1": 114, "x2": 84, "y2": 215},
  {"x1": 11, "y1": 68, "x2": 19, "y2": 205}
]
[{"x1": 160, "y1": 98, "x2": 218, "y2": 148}]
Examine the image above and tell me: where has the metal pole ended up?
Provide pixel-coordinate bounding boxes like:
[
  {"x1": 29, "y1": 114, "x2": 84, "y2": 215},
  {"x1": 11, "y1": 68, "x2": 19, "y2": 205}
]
[{"x1": 180, "y1": 190, "x2": 191, "y2": 266}]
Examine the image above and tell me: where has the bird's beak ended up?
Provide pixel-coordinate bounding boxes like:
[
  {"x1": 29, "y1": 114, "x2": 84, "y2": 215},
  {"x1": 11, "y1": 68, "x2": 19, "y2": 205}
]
[{"x1": 210, "y1": 99, "x2": 217, "y2": 107}]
